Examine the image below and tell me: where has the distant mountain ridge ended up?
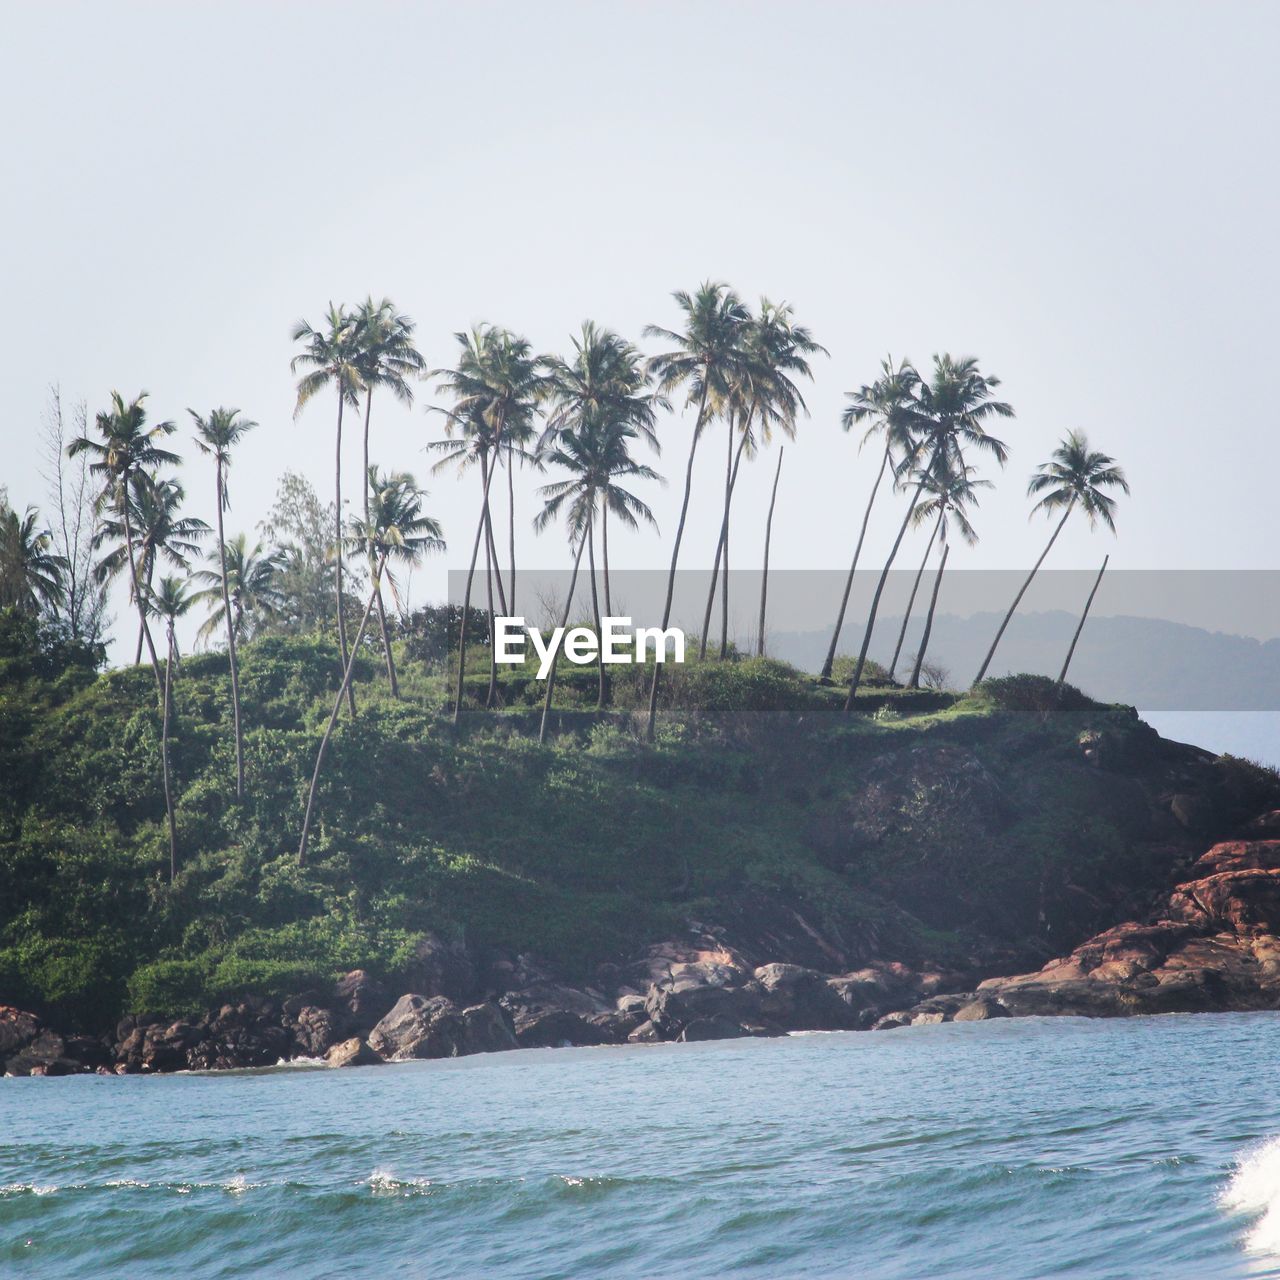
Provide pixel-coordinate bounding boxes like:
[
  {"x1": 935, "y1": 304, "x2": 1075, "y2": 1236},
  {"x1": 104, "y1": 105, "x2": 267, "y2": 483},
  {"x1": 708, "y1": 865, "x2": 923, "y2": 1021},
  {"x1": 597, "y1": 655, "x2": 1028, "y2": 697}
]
[{"x1": 769, "y1": 611, "x2": 1280, "y2": 710}]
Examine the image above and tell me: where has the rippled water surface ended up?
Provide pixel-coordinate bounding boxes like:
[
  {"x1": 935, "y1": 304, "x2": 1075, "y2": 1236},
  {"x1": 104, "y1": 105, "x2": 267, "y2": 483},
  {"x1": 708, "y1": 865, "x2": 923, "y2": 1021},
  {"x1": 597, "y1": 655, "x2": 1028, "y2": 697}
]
[{"x1": 6, "y1": 1013, "x2": 1280, "y2": 1278}]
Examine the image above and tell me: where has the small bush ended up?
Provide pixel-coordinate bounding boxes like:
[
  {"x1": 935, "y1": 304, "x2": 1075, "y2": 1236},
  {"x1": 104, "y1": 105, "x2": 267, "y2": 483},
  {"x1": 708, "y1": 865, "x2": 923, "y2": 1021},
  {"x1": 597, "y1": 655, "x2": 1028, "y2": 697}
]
[{"x1": 974, "y1": 674, "x2": 1093, "y2": 715}]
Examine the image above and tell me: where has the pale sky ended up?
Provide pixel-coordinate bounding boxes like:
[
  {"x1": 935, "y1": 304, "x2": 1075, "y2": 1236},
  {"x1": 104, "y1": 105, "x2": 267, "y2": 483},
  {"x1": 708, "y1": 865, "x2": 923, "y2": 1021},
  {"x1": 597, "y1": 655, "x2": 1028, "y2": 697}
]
[{"x1": 3, "y1": 1, "x2": 1277, "y2": 657}]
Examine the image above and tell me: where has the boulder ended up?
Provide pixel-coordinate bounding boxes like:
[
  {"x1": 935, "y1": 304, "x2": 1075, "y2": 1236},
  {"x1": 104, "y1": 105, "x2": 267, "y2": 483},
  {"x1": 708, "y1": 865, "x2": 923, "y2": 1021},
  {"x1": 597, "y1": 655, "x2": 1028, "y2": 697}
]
[
  {"x1": 678, "y1": 1015, "x2": 746, "y2": 1042},
  {"x1": 368, "y1": 995, "x2": 517, "y2": 1061},
  {"x1": 332, "y1": 970, "x2": 389, "y2": 1030},
  {"x1": 499, "y1": 983, "x2": 620, "y2": 1048},
  {"x1": 753, "y1": 963, "x2": 858, "y2": 1030},
  {"x1": 952, "y1": 999, "x2": 1008, "y2": 1022},
  {"x1": 325, "y1": 1037, "x2": 381, "y2": 1068},
  {"x1": 5, "y1": 1028, "x2": 84, "y2": 1076},
  {"x1": 643, "y1": 977, "x2": 765, "y2": 1039},
  {"x1": 290, "y1": 1005, "x2": 340, "y2": 1058},
  {"x1": 0, "y1": 1006, "x2": 41, "y2": 1058},
  {"x1": 401, "y1": 933, "x2": 478, "y2": 1004}
]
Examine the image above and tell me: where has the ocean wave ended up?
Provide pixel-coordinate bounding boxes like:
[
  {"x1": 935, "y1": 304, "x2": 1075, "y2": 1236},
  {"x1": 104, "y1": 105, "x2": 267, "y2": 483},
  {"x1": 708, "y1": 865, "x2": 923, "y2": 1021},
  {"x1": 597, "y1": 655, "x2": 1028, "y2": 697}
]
[
  {"x1": 1221, "y1": 1135, "x2": 1280, "y2": 1254},
  {"x1": 0, "y1": 1182, "x2": 59, "y2": 1197}
]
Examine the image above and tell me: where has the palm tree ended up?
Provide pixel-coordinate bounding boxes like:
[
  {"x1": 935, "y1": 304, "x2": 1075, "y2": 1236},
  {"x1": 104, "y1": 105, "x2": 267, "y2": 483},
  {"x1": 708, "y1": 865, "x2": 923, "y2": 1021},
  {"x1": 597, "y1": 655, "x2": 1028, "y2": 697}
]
[
  {"x1": 299, "y1": 473, "x2": 442, "y2": 865},
  {"x1": 292, "y1": 303, "x2": 363, "y2": 713},
  {"x1": 191, "y1": 407, "x2": 257, "y2": 798},
  {"x1": 1058, "y1": 555, "x2": 1110, "y2": 690},
  {"x1": 352, "y1": 298, "x2": 426, "y2": 537},
  {"x1": 700, "y1": 299, "x2": 825, "y2": 660},
  {"x1": 191, "y1": 533, "x2": 286, "y2": 647},
  {"x1": 821, "y1": 357, "x2": 921, "y2": 681},
  {"x1": 540, "y1": 321, "x2": 663, "y2": 615},
  {"x1": 346, "y1": 466, "x2": 445, "y2": 697},
  {"x1": 974, "y1": 431, "x2": 1129, "y2": 685},
  {"x1": 68, "y1": 392, "x2": 179, "y2": 691},
  {"x1": 93, "y1": 473, "x2": 208, "y2": 663},
  {"x1": 642, "y1": 282, "x2": 751, "y2": 738},
  {"x1": 148, "y1": 575, "x2": 193, "y2": 881},
  {"x1": 756, "y1": 446, "x2": 784, "y2": 656},
  {"x1": 431, "y1": 326, "x2": 544, "y2": 720},
  {"x1": 886, "y1": 457, "x2": 989, "y2": 680},
  {"x1": 535, "y1": 418, "x2": 661, "y2": 717},
  {"x1": 844, "y1": 355, "x2": 1012, "y2": 710},
  {"x1": 909, "y1": 541, "x2": 950, "y2": 690},
  {"x1": 0, "y1": 503, "x2": 67, "y2": 615}
]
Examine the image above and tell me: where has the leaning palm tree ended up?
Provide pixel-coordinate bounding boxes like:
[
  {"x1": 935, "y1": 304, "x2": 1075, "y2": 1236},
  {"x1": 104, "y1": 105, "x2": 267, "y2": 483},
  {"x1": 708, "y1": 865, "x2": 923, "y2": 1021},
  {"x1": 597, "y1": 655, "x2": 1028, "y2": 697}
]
[
  {"x1": 352, "y1": 298, "x2": 426, "y2": 536},
  {"x1": 820, "y1": 357, "x2": 921, "y2": 681},
  {"x1": 535, "y1": 418, "x2": 661, "y2": 716},
  {"x1": 68, "y1": 391, "x2": 179, "y2": 690},
  {"x1": 191, "y1": 407, "x2": 257, "y2": 798},
  {"x1": 886, "y1": 457, "x2": 989, "y2": 680},
  {"x1": 844, "y1": 354, "x2": 1012, "y2": 709},
  {"x1": 431, "y1": 326, "x2": 544, "y2": 720},
  {"x1": 299, "y1": 473, "x2": 443, "y2": 865},
  {"x1": 93, "y1": 473, "x2": 208, "y2": 663},
  {"x1": 291, "y1": 303, "x2": 363, "y2": 713},
  {"x1": 0, "y1": 502, "x2": 67, "y2": 615},
  {"x1": 346, "y1": 466, "x2": 445, "y2": 697},
  {"x1": 700, "y1": 299, "x2": 825, "y2": 660},
  {"x1": 540, "y1": 321, "x2": 663, "y2": 614},
  {"x1": 756, "y1": 446, "x2": 784, "y2": 656},
  {"x1": 973, "y1": 431, "x2": 1129, "y2": 685},
  {"x1": 148, "y1": 575, "x2": 193, "y2": 881},
  {"x1": 642, "y1": 282, "x2": 751, "y2": 738},
  {"x1": 190, "y1": 533, "x2": 286, "y2": 647}
]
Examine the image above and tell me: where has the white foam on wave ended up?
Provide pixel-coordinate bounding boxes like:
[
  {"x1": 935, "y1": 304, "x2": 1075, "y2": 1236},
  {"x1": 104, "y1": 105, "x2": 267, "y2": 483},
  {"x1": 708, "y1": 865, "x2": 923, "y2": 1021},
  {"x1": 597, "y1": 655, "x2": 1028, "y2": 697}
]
[
  {"x1": 1, "y1": 1182, "x2": 58, "y2": 1197},
  {"x1": 367, "y1": 1168, "x2": 433, "y2": 1196},
  {"x1": 1221, "y1": 1135, "x2": 1280, "y2": 1254}
]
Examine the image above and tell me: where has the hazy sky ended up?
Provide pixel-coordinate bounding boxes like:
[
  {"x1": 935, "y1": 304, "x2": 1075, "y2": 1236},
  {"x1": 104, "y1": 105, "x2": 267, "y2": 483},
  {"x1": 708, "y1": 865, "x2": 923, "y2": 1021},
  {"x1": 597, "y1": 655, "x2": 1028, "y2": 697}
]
[{"x1": 3, "y1": 1, "x2": 1277, "y2": 655}]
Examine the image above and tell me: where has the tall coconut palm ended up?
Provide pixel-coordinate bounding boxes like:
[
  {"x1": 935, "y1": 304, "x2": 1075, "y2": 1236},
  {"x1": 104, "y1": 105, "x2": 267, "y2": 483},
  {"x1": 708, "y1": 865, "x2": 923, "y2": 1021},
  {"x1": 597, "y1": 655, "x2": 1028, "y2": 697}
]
[
  {"x1": 0, "y1": 502, "x2": 67, "y2": 615},
  {"x1": 886, "y1": 457, "x2": 989, "y2": 680},
  {"x1": 909, "y1": 541, "x2": 950, "y2": 690},
  {"x1": 756, "y1": 446, "x2": 784, "y2": 656},
  {"x1": 973, "y1": 431, "x2": 1128, "y2": 686},
  {"x1": 346, "y1": 466, "x2": 445, "y2": 697},
  {"x1": 148, "y1": 575, "x2": 193, "y2": 881},
  {"x1": 642, "y1": 282, "x2": 751, "y2": 738},
  {"x1": 540, "y1": 321, "x2": 663, "y2": 615},
  {"x1": 820, "y1": 357, "x2": 921, "y2": 681},
  {"x1": 93, "y1": 473, "x2": 209, "y2": 663},
  {"x1": 700, "y1": 299, "x2": 825, "y2": 660},
  {"x1": 291, "y1": 303, "x2": 363, "y2": 713},
  {"x1": 191, "y1": 407, "x2": 257, "y2": 797},
  {"x1": 845, "y1": 355, "x2": 1012, "y2": 710},
  {"x1": 431, "y1": 326, "x2": 544, "y2": 720},
  {"x1": 68, "y1": 391, "x2": 179, "y2": 691},
  {"x1": 191, "y1": 534, "x2": 286, "y2": 647},
  {"x1": 535, "y1": 419, "x2": 661, "y2": 718},
  {"x1": 299, "y1": 473, "x2": 442, "y2": 865},
  {"x1": 352, "y1": 298, "x2": 426, "y2": 537}
]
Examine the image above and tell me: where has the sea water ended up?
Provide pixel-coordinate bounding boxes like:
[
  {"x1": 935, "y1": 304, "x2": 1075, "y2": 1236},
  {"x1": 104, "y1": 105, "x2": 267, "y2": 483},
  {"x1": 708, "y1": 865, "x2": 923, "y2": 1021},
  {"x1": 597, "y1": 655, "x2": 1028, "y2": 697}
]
[{"x1": 5, "y1": 1013, "x2": 1280, "y2": 1278}]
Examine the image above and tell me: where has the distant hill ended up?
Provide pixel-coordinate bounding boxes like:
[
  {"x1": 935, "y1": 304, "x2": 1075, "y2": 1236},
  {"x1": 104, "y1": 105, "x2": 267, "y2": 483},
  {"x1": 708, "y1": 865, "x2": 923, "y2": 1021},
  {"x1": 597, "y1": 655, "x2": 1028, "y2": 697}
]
[{"x1": 770, "y1": 611, "x2": 1280, "y2": 710}]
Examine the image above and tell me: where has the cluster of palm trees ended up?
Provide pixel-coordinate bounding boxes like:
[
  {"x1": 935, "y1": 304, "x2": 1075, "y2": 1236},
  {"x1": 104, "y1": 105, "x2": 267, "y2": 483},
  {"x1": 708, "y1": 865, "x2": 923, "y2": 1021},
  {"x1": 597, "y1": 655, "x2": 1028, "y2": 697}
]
[{"x1": 2, "y1": 278, "x2": 1131, "y2": 876}]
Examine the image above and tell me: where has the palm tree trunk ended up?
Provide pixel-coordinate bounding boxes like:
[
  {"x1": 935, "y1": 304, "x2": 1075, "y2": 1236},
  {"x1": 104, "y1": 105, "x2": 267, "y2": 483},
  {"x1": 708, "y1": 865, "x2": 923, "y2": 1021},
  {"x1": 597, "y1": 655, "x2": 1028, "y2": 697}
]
[
  {"x1": 134, "y1": 559, "x2": 155, "y2": 665},
  {"x1": 161, "y1": 628, "x2": 178, "y2": 882},
  {"x1": 483, "y1": 499, "x2": 499, "y2": 709},
  {"x1": 334, "y1": 392, "x2": 356, "y2": 716},
  {"x1": 587, "y1": 513, "x2": 606, "y2": 709},
  {"x1": 215, "y1": 465, "x2": 245, "y2": 798},
  {"x1": 362, "y1": 387, "x2": 374, "y2": 534},
  {"x1": 1057, "y1": 554, "x2": 1109, "y2": 689},
  {"x1": 375, "y1": 583, "x2": 399, "y2": 698},
  {"x1": 972, "y1": 503, "x2": 1075, "y2": 686},
  {"x1": 451, "y1": 460, "x2": 500, "y2": 725},
  {"x1": 719, "y1": 414, "x2": 734, "y2": 660},
  {"x1": 480, "y1": 454, "x2": 509, "y2": 617},
  {"x1": 698, "y1": 414, "x2": 751, "y2": 660},
  {"x1": 756, "y1": 447, "x2": 784, "y2": 657},
  {"x1": 122, "y1": 496, "x2": 163, "y2": 692},
  {"x1": 298, "y1": 553, "x2": 387, "y2": 865},
  {"x1": 909, "y1": 541, "x2": 950, "y2": 688},
  {"x1": 645, "y1": 379, "x2": 712, "y2": 741},
  {"x1": 507, "y1": 443, "x2": 517, "y2": 615},
  {"x1": 601, "y1": 502, "x2": 612, "y2": 617},
  {"x1": 888, "y1": 510, "x2": 943, "y2": 680},
  {"x1": 843, "y1": 472, "x2": 929, "y2": 711},
  {"x1": 539, "y1": 531, "x2": 589, "y2": 744},
  {"x1": 821, "y1": 441, "x2": 892, "y2": 681}
]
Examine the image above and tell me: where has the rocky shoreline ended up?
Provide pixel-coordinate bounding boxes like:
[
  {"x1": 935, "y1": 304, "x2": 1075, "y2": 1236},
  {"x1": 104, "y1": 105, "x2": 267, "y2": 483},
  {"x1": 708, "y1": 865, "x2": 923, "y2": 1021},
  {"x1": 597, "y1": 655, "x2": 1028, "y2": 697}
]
[{"x1": 10, "y1": 808, "x2": 1280, "y2": 1077}]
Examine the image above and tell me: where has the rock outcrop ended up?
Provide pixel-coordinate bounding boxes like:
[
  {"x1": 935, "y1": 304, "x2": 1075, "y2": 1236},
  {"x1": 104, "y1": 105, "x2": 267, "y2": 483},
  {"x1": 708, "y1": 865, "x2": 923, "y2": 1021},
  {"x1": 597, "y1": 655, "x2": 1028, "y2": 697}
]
[{"x1": 878, "y1": 838, "x2": 1280, "y2": 1027}]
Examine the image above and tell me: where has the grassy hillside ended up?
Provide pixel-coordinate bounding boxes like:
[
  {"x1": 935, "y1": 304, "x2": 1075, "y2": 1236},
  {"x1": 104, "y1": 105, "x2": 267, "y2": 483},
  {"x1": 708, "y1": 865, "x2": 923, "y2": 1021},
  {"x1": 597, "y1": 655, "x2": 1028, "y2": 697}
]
[{"x1": 2, "y1": 610, "x2": 1274, "y2": 1031}]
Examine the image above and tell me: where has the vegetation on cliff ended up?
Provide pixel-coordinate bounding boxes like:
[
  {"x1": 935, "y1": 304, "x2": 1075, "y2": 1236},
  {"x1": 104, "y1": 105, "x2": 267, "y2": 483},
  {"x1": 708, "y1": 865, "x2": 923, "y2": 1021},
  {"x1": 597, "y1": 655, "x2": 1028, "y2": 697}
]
[{"x1": 3, "y1": 609, "x2": 1272, "y2": 1034}]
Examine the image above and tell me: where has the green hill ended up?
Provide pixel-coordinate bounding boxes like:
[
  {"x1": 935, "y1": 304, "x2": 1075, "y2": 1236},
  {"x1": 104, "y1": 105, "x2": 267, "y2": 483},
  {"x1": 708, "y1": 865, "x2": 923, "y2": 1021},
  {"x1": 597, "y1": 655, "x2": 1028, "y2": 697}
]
[{"x1": 2, "y1": 609, "x2": 1274, "y2": 1032}]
